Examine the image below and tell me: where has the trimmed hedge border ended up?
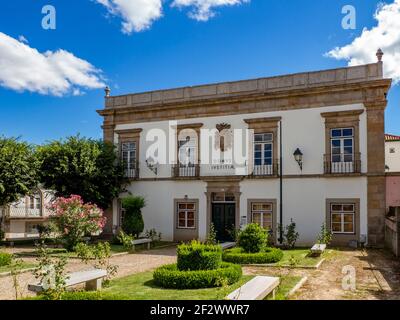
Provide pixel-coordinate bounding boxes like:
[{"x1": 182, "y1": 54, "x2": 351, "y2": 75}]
[
  {"x1": 177, "y1": 242, "x2": 222, "y2": 271},
  {"x1": 222, "y1": 247, "x2": 283, "y2": 264},
  {"x1": 153, "y1": 262, "x2": 242, "y2": 289}
]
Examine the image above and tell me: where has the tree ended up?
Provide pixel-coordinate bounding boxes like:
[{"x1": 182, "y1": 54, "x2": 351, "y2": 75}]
[
  {"x1": 0, "y1": 137, "x2": 38, "y2": 207},
  {"x1": 121, "y1": 196, "x2": 145, "y2": 238},
  {"x1": 48, "y1": 195, "x2": 106, "y2": 250},
  {"x1": 36, "y1": 136, "x2": 126, "y2": 210}
]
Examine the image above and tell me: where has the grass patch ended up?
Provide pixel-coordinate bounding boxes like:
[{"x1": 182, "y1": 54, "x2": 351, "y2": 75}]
[
  {"x1": 270, "y1": 248, "x2": 327, "y2": 267},
  {"x1": 266, "y1": 276, "x2": 302, "y2": 300},
  {"x1": 0, "y1": 262, "x2": 36, "y2": 274},
  {"x1": 102, "y1": 271, "x2": 253, "y2": 300}
]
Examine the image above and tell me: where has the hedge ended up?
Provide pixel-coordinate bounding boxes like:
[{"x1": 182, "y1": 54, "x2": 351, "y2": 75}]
[
  {"x1": 0, "y1": 252, "x2": 12, "y2": 267},
  {"x1": 177, "y1": 241, "x2": 222, "y2": 271},
  {"x1": 222, "y1": 247, "x2": 283, "y2": 264},
  {"x1": 153, "y1": 262, "x2": 242, "y2": 289}
]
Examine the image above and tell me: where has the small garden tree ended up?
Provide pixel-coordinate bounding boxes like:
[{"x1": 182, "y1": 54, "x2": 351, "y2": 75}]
[
  {"x1": 121, "y1": 196, "x2": 145, "y2": 238},
  {"x1": 36, "y1": 135, "x2": 126, "y2": 210},
  {"x1": 0, "y1": 137, "x2": 38, "y2": 207},
  {"x1": 238, "y1": 223, "x2": 267, "y2": 253},
  {"x1": 48, "y1": 195, "x2": 106, "y2": 251}
]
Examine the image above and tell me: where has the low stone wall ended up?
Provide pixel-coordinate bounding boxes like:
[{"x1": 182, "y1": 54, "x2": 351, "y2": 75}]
[{"x1": 385, "y1": 207, "x2": 400, "y2": 257}]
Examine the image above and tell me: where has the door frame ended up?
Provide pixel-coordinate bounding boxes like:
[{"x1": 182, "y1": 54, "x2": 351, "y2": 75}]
[{"x1": 204, "y1": 177, "x2": 241, "y2": 237}]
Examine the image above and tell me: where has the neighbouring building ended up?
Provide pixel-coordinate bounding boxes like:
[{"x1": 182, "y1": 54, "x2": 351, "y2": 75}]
[
  {"x1": 386, "y1": 133, "x2": 400, "y2": 208},
  {"x1": 0, "y1": 189, "x2": 53, "y2": 240},
  {"x1": 98, "y1": 50, "x2": 392, "y2": 247}
]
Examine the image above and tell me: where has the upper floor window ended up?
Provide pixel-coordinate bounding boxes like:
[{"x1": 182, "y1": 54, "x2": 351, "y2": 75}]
[
  {"x1": 178, "y1": 135, "x2": 197, "y2": 166},
  {"x1": 121, "y1": 142, "x2": 137, "y2": 178},
  {"x1": 29, "y1": 193, "x2": 41, "y2": 210},
  {"x1": 254, "y1": 133, "x2": 273, "y2": 166},
  {"x1": 331, "y1": 128, "x2": 354, "y2": 163}
]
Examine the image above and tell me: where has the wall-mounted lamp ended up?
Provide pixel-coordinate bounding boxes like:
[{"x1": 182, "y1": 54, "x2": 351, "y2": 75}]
[
  {"x1": 145, "y1": 157, "x2": 158, "y2": 175},
  {"x1": 293, "y1": 148, "x2": 303, "y2": 171}
]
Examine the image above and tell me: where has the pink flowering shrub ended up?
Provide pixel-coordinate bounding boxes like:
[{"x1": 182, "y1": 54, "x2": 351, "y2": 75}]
[{"x1": 48, "y1": 195, "x2": 106, "y2": 251}]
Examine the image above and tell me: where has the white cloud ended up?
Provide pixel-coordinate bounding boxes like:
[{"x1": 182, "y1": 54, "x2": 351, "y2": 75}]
[
  {"x1": 171, "y1": 0, "x2": 250, "y2": 21},
  {"x1": 0, "y1": 32, "x2": 105, "y2": 96},
  {"x1": 327, "y1": 0, "x2": 400, "y2": 84},
  {"x1": 95, "y1": 0, "x2": 163, "y2": 34}
]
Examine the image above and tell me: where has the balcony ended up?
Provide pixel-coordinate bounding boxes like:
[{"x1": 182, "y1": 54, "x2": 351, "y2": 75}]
[
  {"x1": 172, "y1": 164, "x2": 200, "y2": 178},
  {"x1": 124, "y1": 163, "x2": 140, "y2": 179},
  {"x1": 7, "y1": 207, "x2": 44, "y2": 219},
  {"x1": 324, "y1": 153, "x2": 361, "y2": 174},
  {"x1": 249, "y1": 161, "x2": 280, "y2": 177}
]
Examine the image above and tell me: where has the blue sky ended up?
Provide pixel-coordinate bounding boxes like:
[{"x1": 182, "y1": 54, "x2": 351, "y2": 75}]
[{"x1": 0, "y1": 0, "x2": 399, "y2": 144}]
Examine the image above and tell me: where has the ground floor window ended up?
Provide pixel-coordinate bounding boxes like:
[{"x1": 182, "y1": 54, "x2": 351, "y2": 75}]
[
  {"x1": 26, "y1": 223, "x2": 40, "y2": 234},
  {"x1": 251, "y1": 202, "x2": 273, "y2": 230},
  {"x1": 177, "y1": 202, "x2": 196, "y2": 229},
  {"x1": 330, "y1": 203, "x2": 355, "y2": 234}
]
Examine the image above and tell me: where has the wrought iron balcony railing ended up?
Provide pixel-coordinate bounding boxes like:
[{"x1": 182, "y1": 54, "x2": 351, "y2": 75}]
[
  {"x1": 172, "y1": 164, "x2": 200, "y2": 178},
  {"x1": 124, "y1": 162, "x2": 140, "y2": 179},
  {"x1": 249, "y1": 161, "x2": 279, "y2": 177},
  {"x1": 323, "y1": 153, "x2": 361, "y2": 174}
]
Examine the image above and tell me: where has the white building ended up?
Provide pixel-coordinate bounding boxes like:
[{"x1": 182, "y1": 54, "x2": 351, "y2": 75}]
[
  {"x1": 385, "y1": 134, "x2": 400, "y2": 172},
  {"x1": 0, "y1": 189, "x2": 53, "y2": 240},
  {"x1": 98, "y1": 52, "x2": 392, "y2": 247}
]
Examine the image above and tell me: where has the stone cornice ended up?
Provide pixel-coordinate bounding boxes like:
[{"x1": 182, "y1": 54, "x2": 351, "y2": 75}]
[
  {"x1": 244, "y1": 117, "x2": 282, "y2": 125},
  {"x1": 321, "y1": 109, "x2": 364, "y2": 119}
]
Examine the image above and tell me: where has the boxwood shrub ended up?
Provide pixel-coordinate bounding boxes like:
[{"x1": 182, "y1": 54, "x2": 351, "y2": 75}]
[
  {"x1": 153, "y1": 262, "x2": 242, "y2": 289},
  {"x1": 222, "y1": 247, "x2": 283, "y2": 264},
  {"x1": 0, "y1": 252, "x2": 12, "y2": 267},
  {"x1": 177, "y1": 241, "x2": 222, "y2": 271}
]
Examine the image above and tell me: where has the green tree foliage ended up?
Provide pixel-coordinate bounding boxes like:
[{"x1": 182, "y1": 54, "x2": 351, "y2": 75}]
[
  {"x1": 238, "y1": 223, "x2": 268, "y2": 253},
  {"x1": 0, "y1": 137, "x2": 38, "y2": 206},
  {"x1": 36, "y1": 136, "x2": 126, "y2": 209},
  {"x1": 121, "y1": 196, "x2": 145, "y2": 238}
]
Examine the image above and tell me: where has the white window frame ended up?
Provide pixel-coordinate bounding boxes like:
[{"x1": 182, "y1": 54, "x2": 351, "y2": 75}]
[
  {"x1": 251, "y1": 202, "x2": 273, "y2": 230},
  {"x1": 177, "y1": 202, "x2": 196, "y2": 229},
  {"x1": 330, "y1": 128, "x2": 354, "y2": 163},
  {"x1": 253, "y1": 133, "x2": 273, "y2": 167},
  {"x1": 330, "y1": 203, "x2": 355, "y2": 234},
  {"x1": 121, "y1": 141, "x2": 137, "y2": 173},
  {"x1": 178, "y1": 135, "x2": 197, "y2": 166}
]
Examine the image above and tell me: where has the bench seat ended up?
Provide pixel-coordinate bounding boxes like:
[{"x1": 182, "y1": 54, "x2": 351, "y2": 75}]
[
  {"x1": 227, "y1": 276, "x2": 280, "y2": 300},
  {"x1": 28, "y1": 269, "x2": 107, "y2": 293},
  {"x1": 131, "y1": 238, "x2": 152, "y2": 250},
  {"x1": 310, "y1": 244, "x2": 326, "y2": 256}
]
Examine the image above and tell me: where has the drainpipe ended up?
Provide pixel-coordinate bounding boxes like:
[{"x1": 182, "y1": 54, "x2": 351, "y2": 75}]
[{"x1": 279, "y1": 120, "x2": 283, "y2": 244}]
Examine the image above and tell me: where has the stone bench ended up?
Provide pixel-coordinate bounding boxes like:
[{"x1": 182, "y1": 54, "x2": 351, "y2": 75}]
[
  {"x1": 227, "y1": 276, "x2": 280, "y2": 300},
  {"x1": 131, "y1": 238, "x2": 152, "y2": 250},
  {"x1": 310, "y1": 244, "x2": 326, "y2": 256},
  {"x1": 28, "y1": 269, "x2": 107, "y2": 293},
  {"x1": 220, "y1": 242, "x2": 236, "y2": 250}
]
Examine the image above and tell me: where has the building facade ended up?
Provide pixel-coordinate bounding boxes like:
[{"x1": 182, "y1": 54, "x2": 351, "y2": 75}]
[
  {"x1": 386, "y1": 134, "x2": 400, "y2": 208},
  {"x1": 0, "y1": 189, "x2": 53, "y2": 240},
  {"x1": 98, "y1": 55, "x2": 391, "y2": 247}
]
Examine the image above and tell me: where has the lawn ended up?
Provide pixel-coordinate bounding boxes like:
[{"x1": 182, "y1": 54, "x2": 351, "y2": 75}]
[
  {"x1": 101, "y1": 272, "x2": 301, "y2": 300},
  {"x1": 271, "y1": 248, "x2": 327, "y2": 268},
  {"x1": 0, "y1": 262, "x2": 36, "y2": 274}
]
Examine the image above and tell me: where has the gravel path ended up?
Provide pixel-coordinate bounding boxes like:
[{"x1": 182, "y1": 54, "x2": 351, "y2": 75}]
[
  {"x1": 244, "y1": 248, "x2": 400, "y2": 300},
  {"x1": 0, "y1": 246, "x2": 177, "y2": 300}
]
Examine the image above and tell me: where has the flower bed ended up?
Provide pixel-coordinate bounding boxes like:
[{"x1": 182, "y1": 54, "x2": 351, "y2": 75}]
[
  {"x1": 153, "y1": 262, "x2": 242, "y2": 289},
  {"x1": 222, "y1": 247, "x2": 283, "y2": 264}
]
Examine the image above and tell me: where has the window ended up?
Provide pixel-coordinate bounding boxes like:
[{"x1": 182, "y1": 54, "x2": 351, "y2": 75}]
[
  {"x1": 251, "y1": 202, "x2": 273, "y2": 230},
  {"x1": 212, "y1": 193, "x2": 235, "y2": 202},
  {"x1": 121, "y1": 142, "x2": 137, "y2": 176},
  {"x1": 254, "y1": 133, "x2": 273, "y2": 166},
  {"x1": 331, "y1": 128, "x2": 354, "y2": 163},
  {"x1": 178, "y1": 136, "x2": 197, "y2": 165},
  {"x1": 26, "y1": 223, "x2": 40, "y2": 234},
  {"x1": 330, "y1": 203, "x2": 355, "y2": 234},
  {"x1": 177, "y1": 203, "x2": 196, "y2": 229},
  {"x1": 29, "y1": 193, "x2": 41, "y2": 210}
]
